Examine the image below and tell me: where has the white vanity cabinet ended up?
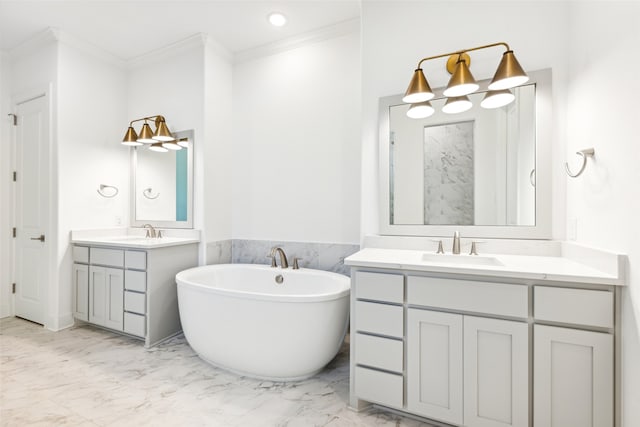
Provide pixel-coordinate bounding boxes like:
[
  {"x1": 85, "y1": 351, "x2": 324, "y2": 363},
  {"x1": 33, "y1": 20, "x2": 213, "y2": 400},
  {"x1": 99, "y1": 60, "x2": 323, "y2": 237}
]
[
  {"x1": 349, "y1": 268, "x2": 620, "y2": 427},
  {"x1": 72, "y1": 242, "x2": 198, "y2": 347}
]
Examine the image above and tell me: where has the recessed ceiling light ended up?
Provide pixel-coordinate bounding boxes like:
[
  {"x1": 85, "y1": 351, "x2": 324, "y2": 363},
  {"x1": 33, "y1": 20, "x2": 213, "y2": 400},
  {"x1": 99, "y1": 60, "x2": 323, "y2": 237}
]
[{"x1": 268, "y1": 12, "x2": 287, "y2": 27}]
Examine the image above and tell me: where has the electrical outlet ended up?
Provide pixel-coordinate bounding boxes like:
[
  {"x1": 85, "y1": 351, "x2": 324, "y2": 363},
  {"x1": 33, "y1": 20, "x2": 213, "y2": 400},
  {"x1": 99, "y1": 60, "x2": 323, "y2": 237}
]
[{"x1": 568, "y1": 217, "x2": 577, "y2": 241}]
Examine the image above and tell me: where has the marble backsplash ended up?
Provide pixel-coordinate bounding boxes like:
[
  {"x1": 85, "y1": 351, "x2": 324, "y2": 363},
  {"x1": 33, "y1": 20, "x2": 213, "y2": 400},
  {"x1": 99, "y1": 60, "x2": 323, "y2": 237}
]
[{"x1": 206, "y1": 239, "x2": 359, "y2": 276}]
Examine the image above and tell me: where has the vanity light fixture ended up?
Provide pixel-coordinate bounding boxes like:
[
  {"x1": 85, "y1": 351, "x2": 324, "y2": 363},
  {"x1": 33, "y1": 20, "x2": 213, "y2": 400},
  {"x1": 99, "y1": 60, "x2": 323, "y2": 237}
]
[
  {"x1": 480, "y1": 89, "x2": 516, "y2": 109},
  {"x1": 148, "y1": 142, "x2": 169, "y2": 153},
  {"x1": 176, "y1": 137, "x2": 190, "y2": 148},
  {"x1": 403, "y1": 42, "x2": 528, "y2": 117},
  {"x1": 121, "y1": 115, "x2": 176, "y2": 146},
  {"x1": 442, "y1": 96, "x2": 473, "y2": 114},
  {"x1": 406, "y1": 101, "x2": 435, "y2": 119}
]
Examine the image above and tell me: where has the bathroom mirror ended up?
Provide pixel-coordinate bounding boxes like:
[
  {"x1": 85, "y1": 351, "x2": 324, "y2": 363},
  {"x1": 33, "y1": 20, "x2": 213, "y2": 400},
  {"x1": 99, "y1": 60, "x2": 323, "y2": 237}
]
[
  {"x1": 131, "y1": 129, "x2": 194, "y2": 229},
  {"x1": 379, "y1": 69, "x2": 551, "y2": 238}
]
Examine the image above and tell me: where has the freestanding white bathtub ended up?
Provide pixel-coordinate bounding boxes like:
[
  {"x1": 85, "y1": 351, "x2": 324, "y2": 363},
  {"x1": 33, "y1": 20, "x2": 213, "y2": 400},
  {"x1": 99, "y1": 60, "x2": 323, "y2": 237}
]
[{"x1": 176, "y1": 264, "x2": 350, "y2": 381}]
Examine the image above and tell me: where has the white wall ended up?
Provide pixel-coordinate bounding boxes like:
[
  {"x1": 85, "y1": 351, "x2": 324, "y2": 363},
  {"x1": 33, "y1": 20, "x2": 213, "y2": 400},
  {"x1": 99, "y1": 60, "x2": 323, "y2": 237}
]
[
  {"x1": 56, "y1": 41, "x2": 128, "y2": 329},
  {"x1": 361, "y1": 1, "x2": 570, "y2": 241},
  {"x1": 232, "y1": 31, "x2": 361, "y2": 244},
  {"x1": 566, "y1": 3, "x2": 640, "y2": 425},
  {"x1": 203, "y1": 40, "x2": 233, "y2": 244},
  {"x1": 0, "y1": 51, "x2": 11, "y2": 318}
]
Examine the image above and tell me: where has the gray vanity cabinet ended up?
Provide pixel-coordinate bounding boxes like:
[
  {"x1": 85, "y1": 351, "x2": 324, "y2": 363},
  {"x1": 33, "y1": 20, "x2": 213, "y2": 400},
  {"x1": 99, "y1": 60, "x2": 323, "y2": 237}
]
[
  {"x1": 350, "y1": 268, "x2": 619, "y2": 427},
  {"x1": 72, "y1": 242, "x2": 198, "y2": 347}
]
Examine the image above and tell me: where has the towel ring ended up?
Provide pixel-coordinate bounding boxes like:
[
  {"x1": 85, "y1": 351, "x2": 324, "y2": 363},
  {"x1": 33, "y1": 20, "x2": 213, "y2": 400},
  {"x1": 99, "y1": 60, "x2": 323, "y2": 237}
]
[
  {"x1": 565, "y1": 148, "x2": 595, "y2": 178},
  {"x1": 97, "y1": 184, "x2": 118, "y2": 198},
  {"x1": 143, "y1": 188, "x2": 160, "y2": 199},
  {"x1": 529, "y1": 169, "x2": 536, "y2": 187}
]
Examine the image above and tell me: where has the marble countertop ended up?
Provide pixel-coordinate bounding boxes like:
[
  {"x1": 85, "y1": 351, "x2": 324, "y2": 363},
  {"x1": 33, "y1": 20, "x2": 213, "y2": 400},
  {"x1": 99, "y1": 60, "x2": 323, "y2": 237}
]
[
  {"x1": 344, "y1": 247, "x2": 625, "y2": 286},
  {"x1": 70, "y1": 228, "x2": 200, "y2": 249}
]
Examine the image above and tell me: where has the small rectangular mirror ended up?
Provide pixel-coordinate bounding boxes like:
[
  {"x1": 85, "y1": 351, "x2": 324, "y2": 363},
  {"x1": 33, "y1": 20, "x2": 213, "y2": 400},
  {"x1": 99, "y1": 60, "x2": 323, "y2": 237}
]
[{"x1": 131, "y1": 129, "x2": 194, "y2": 229}]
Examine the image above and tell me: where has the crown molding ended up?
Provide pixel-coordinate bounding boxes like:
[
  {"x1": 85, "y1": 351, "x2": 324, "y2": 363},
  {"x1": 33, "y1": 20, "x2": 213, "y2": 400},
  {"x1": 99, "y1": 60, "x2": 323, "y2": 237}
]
[
  {"x1": 204, "y1": 35, "x2": 233, "y2": 64},
  {"x1": 234, "y1": 18, "x2": 360, "y2": 64},
  {"x1": 8, "y1": 27, "x2": 60, "y2": 60},
  {"x1": 127, "y1": 33, "x2": 208, "y2": 70},
  {"x1": 57, "y1": 31, "x2": 126, "y2": 69}
]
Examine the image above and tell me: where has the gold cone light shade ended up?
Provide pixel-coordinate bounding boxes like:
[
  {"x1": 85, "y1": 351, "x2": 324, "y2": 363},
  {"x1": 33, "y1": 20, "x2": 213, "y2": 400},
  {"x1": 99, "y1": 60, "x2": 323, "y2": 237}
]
[
  {"x1": 402, "y1": 69, "x2": 434, "y2": 103},
  {"x1": 480, "y1": 89, "x2": 515, "y2": 109},
  {"x1": 162, "y1": 141, "x2": 182, "y2": 150},
  {"x1": 153, "y1": 118, "x2": 174, "y2": 142},
  {"x1": 488, "y1": 50, "x2": 529, "y2": 90},
  {"x1": 121, "y1": 126, "x2": 142, "y2": 146},
  {"x1": 406, "y1": 101, "x2": 435, "y2": 119},
  {"x1": 137, "y1": 122, "x2": 156, "y2": 143},
  {"x1": 442, "y1": 96, "x2": 473, "y2": 114},
  {"x1": 149, "y1": 142, "x2": 168, "y2": 152},
  {"x1": 443, "y1": 59, "x2": 479, "y2": 97},
  {"x1": 177, "y1": 138, "x2": 189, "y2": 148}
]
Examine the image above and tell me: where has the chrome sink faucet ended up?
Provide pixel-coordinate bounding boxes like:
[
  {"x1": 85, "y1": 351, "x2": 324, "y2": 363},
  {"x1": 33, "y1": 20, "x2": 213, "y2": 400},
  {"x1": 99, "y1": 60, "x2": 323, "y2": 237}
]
[
  {"x1": 268, "y1": 247, "x2": 289, "y2": 269},
  {"x1": 452, "y1": 231, "x2": 461, "y2": 254}
]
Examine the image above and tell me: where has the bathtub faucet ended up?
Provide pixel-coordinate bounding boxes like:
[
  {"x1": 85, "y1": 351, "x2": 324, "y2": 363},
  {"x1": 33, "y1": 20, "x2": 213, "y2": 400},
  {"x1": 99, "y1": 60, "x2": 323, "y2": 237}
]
[{"x1": 268, "y1": 247, "x2": 289, "y2": 269}]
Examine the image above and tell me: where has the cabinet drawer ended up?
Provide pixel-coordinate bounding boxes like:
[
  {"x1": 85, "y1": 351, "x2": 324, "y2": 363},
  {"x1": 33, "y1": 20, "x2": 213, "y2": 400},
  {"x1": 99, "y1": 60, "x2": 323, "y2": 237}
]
[
  {"x1": 534, "y1": 286, "x2": 613, "y2": 328},
  {"x1": 125, "y1": 270, "x2": 146, "y2": 292},
  {"x1": 355, "y1": 366, "x2": 403, "y2": 408},
  {"x1": 124, "y1": 312, "x2": 146, "y2": 337},
  {"x1": 408, "y1": 276, "x2": 528, "y2": 318},
  {"x1": 355, "y1": 301, "x2": 403, "y2": 338},
  {"x1": 355, "y1": 333, "x2": 403, "y2": 373},
  {"x1": 125, "y1": 250, "x2": 146, "y2": 270},
  {"x1": 124, "y1": 291, "x2": 146, "y2": 315},
  {"x1": 90, "y1": 248, "x2": 124, "y2": 268},
  {"x1": 355, "y1": 271, "x2": 403, "y2": 303},
  {"x1": 73, "y1": 246, "x2": 89, "y2": 263}
]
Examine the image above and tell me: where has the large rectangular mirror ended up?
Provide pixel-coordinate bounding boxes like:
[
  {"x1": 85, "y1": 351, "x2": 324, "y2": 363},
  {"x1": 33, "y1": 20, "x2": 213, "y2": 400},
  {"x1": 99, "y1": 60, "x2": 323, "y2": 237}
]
[
  {"x1": 131, "y1": 129, "x2": 193, "y2": 229},
  {"x1": 379, "y1": 69, "x2": 551, "y2": 238}
]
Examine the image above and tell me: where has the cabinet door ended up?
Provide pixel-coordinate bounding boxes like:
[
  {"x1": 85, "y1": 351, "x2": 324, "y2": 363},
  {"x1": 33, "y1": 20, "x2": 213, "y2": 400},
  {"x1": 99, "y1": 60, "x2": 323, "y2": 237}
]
[
  {"x1": 407, "y1": 309, "x2": 463, "y2": 425},
  {"x1": 72, "y1": 263, "x2": 89, "y2": 321},
  {"x1": 534, "y1": 325, "x2": 613, "y2": 427},
  {"x1": 89, "y1": 266, "x2": 106, "y2": 325},
  {"x1": 103, "y1": 267, "x2": 124, "y2": 331},
  {"x1": 464, "y1": 316, "x2": 529, "y2": 427}
]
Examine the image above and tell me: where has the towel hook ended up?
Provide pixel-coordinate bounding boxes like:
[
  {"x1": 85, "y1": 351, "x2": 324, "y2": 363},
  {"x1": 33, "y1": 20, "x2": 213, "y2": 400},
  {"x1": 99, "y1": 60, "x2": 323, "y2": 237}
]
[
  {"x1": 565, "y1": 148, "x2": 595, "y2": 178},
  {"x1": 143, "y1": 187, "x2": 160, "y2": 199},
  {"x1": 97, "y1": 184, "x2": 118, "y2": 198}
]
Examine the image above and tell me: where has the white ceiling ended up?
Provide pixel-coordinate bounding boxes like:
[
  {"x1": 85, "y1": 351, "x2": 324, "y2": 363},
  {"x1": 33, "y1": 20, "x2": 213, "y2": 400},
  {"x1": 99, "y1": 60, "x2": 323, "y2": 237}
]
[{"x1": 0, "y1": 1, "x2": 360, "y2": 60}]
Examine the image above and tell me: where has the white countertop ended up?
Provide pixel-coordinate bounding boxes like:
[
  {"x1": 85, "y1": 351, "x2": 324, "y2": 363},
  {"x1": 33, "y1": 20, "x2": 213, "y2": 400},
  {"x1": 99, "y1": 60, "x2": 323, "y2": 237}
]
[
  {"x1": 70, "y1": 228, "x2": 200, "y2": 249},
  {"x1": 344, "y1": 247, "x2": 625, "y2": 286}
]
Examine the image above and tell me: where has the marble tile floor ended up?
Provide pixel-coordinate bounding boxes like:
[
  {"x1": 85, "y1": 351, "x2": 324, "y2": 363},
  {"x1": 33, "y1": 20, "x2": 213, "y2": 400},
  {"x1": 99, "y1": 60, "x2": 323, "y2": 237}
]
[{"x1": 0, "y1": 317, "x2": 433, "y2": 427}]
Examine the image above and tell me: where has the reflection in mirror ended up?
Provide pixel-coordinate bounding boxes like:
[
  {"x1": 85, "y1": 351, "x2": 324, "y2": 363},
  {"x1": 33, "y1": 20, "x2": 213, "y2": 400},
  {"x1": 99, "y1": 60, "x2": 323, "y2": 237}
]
[
  {"x1": 131, "y1": 129, "x2": 193, "y2": 229},
  {"x1": 379, "y1": 69, "x2": 551, "y2": 239},
  {"x1": 390, "y1": 85, "x2": 535, "y2": 226}
]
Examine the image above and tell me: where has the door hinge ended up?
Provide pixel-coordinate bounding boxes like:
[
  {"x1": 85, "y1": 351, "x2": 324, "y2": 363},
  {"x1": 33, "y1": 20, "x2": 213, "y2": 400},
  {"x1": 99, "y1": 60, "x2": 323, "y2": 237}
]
[
  {"x1": 12, "y1": 227, "x2": 16, "y2": 238},
  {"x1": 12, "y1": 283, "x2": 16, "y2": 294},
  {"x1": 13, "y1": 171, "x2": 17, "y2": 182},
  {"x1": 8, "y1": 113, "x2": 17, "y2": 126}
]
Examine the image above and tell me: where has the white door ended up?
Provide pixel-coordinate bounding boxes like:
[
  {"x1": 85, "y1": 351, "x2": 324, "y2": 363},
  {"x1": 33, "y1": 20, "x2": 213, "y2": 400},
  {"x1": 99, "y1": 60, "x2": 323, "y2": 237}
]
[
  {"x1": 534, "y1": 324, "x2": 614, "y2": 427},
  {"x1": 14, "y1": 95, "x2": 49, "y2": 325},
  {"x1": 464, "y1": 316, "x2": 529, "y2": 427},
  {"x1": 407, "y1": 308, "x2": 463, "y2": 425}
]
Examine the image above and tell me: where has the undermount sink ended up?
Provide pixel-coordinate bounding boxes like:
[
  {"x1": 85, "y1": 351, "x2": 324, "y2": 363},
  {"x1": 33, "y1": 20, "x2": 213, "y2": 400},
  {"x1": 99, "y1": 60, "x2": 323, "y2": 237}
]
[{"x1": 421, "y1": 253, "x2": 504, "y2": 267}]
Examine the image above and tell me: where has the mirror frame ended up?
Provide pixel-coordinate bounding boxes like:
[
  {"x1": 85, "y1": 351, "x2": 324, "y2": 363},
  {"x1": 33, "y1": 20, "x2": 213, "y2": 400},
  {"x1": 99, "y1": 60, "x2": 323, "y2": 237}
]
[
  {"x1": 379, "y1": 68, "x2": 552, "y2": 239},
  {"x1": 131, "y1": 129, "x2": 194, "y2": 229}
]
